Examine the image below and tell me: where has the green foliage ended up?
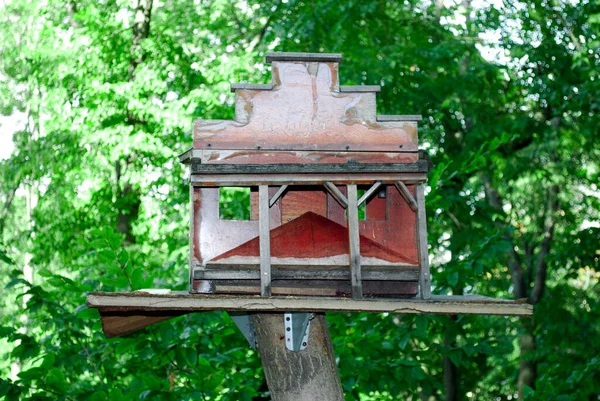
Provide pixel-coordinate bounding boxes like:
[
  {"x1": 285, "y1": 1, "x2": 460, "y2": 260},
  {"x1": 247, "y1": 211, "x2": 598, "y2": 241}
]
[{"x1": 1, "y1": 0, "x2": 599, "y2": 400}]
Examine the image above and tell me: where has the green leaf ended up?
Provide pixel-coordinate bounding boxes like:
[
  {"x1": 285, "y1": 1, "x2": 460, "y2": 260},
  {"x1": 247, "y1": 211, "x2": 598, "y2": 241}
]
[
  {"x1": 46, "y1": 367, "x2": 68, "y2": 392},
  {"x1": 130, "y1": 268, "x2": 143, "y2": 290},
  {"x1": 447, "y1": 272, "x2": 459, "y2": 287},
  {"x1": 0, "y1": 249, "x2": 14, "y2": 265}
]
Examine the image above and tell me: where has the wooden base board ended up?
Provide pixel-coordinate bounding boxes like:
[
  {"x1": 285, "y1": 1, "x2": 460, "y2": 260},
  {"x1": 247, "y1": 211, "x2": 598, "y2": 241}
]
[
  {"x1": 88, "y1": 292, "x2": 532, "y2": 315},
  {"x1": 89, "y1": 293, "x2": 532, "y2": 337},
  {"x1": 191, "y1": 279, "x2": 419, "y2": 297}
]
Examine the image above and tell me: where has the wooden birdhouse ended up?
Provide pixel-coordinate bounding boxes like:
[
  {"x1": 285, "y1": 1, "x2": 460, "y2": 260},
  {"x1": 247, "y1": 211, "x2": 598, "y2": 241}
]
[
  {"x1": 87, "y1": 52, "x2": 531, "y2": 340},
  {"x1": 179, "y1": 52, "x2": 431, "y2": 300}
]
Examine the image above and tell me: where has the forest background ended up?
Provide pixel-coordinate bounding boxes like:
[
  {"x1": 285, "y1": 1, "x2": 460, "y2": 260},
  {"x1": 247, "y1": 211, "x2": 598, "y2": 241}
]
[{"x1": 0, "y1": 0, "x2": 599, "y2": 400}]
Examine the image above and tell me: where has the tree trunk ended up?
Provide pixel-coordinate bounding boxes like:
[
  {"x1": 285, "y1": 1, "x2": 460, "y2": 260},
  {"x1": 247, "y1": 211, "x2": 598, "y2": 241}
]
[
  {"x1": 444, "y1": 315, "x2": 459, "y2": 401},
  {"x1": 518, "y1": 318, "x2": 537, "y2": 398},
  {"x1": 251, "y1": 313, "x2": 344, "y2": 401}
]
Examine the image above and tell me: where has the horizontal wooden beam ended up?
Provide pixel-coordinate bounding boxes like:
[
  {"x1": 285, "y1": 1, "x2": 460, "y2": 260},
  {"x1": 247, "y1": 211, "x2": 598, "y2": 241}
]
[
  {"x1": 377, "y1": 115, "x2": 423, "y2": 122},
  {"x1": 266, "y1": 52, "x2": 342, "y2": 63},
  {"x1": 339, "y1": 85, "x2": 380, "y2": 93},
  {"x1": 196, "y1": 267, "x2": 420, "y2": 281},
  {"x1": 190, "y1": 160, "x2": 430, "y2": 174},
  {"x1": 190, "y1": 173, "x2": 427, "y2": 186},
  {"x1": 88, "y1": 292, "x2": 533, "y2": 316}
]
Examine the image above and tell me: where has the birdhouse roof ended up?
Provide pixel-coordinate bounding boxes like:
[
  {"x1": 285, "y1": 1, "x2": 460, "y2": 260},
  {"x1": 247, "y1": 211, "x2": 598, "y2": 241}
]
[{"x1": 192, "y1": 52, "x2": 421, "y2": 153}]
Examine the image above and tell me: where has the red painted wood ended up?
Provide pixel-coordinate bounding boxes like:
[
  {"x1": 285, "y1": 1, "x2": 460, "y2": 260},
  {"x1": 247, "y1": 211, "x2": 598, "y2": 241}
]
[
  {"x1": 326, "y1": 184, "x2": 418, "y2": 261},
  {"x1": 365, "y1": 187, "x2": 387, "y2": 221},
  {"x1": 281, "y1": 188, "x2": 327, "y2": 223},
  {"x1": 211, "y1": 212, "x2": 418, "y2": 264},
  {"x1": 193, "y1": 62, "x2": 419, "y2": 153}
]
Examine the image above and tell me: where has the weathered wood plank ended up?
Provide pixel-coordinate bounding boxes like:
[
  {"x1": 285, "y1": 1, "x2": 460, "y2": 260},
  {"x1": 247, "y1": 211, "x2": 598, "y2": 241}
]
[
  {"x1": 181, "y1": 149, "x2": 420, "y2": 165},
  {"x1": 231, "y1": 83, "x2": 273, "y2": 92},
  {"x1": 259, "y1": 185, "x2": 271, "y2": 296},
  {"x1": 394, "y1": 181, "x2": 418, "y2": 212},
  {"x1": 195, "y1": 267, "x2": 420, "y2": 281},
  {"x1": 266, "y1": 51, "x2": 342, "y2": 63},
  {"x1": 194, "y1": 279, "x2": 418, "y2": 297},
  {"x1": 377, "y1": 115, "x2": 423, "y2": 122},
  {"x1": 339, "y1": 85, "x2": 380, "y2": 93},
  {"x1": 87, "y1": 293, "x2": 534, "y2": 316},
  {"x1": 415, "y1": 185, "x2": 431, "y2": 299},
  {"x1": 101, "y1": 312, "x2": 187, "y2": 338},
  {"x1": 190, "y1": 160, "x2": 429, "y2": 174},
  {"x1": 347, "y1": 184, "x2": 362, "y2": 299},
  {"x1": 190, "y1": 173, "x2": 427, "y2": 186}
]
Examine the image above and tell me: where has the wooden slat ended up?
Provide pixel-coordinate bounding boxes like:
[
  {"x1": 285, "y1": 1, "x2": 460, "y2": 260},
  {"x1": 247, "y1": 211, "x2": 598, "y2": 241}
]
[
  {"x1": 199, "y1": 279, "x2": 418, "y2": 297},
  {"x1": 190, "y1": 173, "x2": 427, "y2": 186},
  {"x1": 190, "y1": 161, "x2": 429, "y2": 174},
  {"x1": 415, "y1": 185, "x2": 431, "y2": 299},
  {"x1": 324, "y1": 182, "x2": 348, "y2": 208},
  {"x1": 347, "y1": 184, "x2": 362, "y2": 299},
  {"x1": 87, "y1": 293, "x2": 534, "y2": 316},
  {"x1": 182, "y1": 149, "x2": 420, "y2": 165},
  {"x1": 269, "y1": 185, "x2": 288, "y2": 207},
  {"x1": 358, "y1": 182, "x2": 382, "y2": 206},
  {"x1": 259, "y1": 185, "x2": 271, "y2": 296},
  {"x1": 394, "y1": 181, "x2": 418, "y2": 212},
  {"x1": 196, "y1": 267, "x2": 420, "y2": 281},
  {"x1": 266, "y1": 51, "x2": 342, "y2": 63}
]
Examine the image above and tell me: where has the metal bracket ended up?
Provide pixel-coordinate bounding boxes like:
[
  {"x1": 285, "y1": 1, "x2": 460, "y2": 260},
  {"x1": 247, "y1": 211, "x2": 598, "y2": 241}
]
[
  {"x1": 228, "y1": 312, "x2": 257, "y2": 349},
  {"x1": 284, "y1": 312, "x2": 311, "y2": 351}
]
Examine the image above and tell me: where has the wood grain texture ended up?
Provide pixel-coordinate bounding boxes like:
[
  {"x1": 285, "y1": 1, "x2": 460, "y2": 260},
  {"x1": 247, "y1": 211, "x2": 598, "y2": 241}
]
[
  {"x1": 415, "y1": 185, "x2": 431, "y2": 299},
  {"x1": 190, "y1": 160, "x2": 429, "y2": 174},
  {"x1": 194, "y1": 267, "x2": 419, "y2": 281},
  {"x1": 181, "y1": 148, "x2": 419, "y2": 165},
  {"x1": 281, "y1": 188, "x2": 328, "y2": 222},
  {"x1": 259, "y1": 185, "x2": 271, "y2": 296},
  {"x1": 190, "y1": 173, "x2": 427, "y2": 186},
  {"x1": 100, "y1": 312, "x2": 187, "y2": 338},
  {"x1": 251, "y1": 313, "x2": 344, "y2": 401},
  {"x1": 192, "y1": 279, "x2": 418, "y2": 297},
  {"x1": 347, "y1": 184, "x2": 362, "y2": 299},
  {"x1": 193, "y1": 60, "x2": 419, "y2": 152},
  {"x1": 87, "y1": 292, "x2": 534, "y2": 316}
]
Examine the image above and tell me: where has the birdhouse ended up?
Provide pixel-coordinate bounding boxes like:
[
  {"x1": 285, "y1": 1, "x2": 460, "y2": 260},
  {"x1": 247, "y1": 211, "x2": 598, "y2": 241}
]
[
  {"x1": 179, "y1": 52, "x2": 431, "y2": 300},
  {"x1": 87, "y1": 52, "x2": 532, "y2": 340}
]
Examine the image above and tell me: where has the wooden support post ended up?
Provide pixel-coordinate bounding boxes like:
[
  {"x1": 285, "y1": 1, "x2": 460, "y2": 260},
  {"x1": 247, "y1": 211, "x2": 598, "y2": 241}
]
[
  {"x1": 415, "y1": 185, "x2": 431, "y2": 299},
  {"x1": 252, "y1": 313, "x2": 344, "y2": 401},
  {"x1": 346, "y1": 184, "x2": 362, "y2": 299},
  {"x1": 259, "y1": 185, "x2": 272, "y2": 296}
]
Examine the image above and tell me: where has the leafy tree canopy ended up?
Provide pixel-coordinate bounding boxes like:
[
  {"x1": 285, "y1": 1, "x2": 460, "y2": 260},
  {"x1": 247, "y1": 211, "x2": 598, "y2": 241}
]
[{"x1": 0, "y1": 0, "x2": 598, "y2": 400}]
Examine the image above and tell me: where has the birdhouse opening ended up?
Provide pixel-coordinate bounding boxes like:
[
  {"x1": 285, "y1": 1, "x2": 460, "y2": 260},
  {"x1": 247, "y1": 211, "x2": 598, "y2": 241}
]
[{"x1": 219, "y1": 187, "x2": 251, "y2": 220}]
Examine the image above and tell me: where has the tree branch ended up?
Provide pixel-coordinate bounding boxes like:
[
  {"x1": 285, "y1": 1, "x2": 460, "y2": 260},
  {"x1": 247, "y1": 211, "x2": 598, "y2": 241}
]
[
  {"x1": 481, "y1": 173, "x2": 527, "y2": 299},
  {"x1": 529, "y1": 185, "x2": 559, "y2": 304}
]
